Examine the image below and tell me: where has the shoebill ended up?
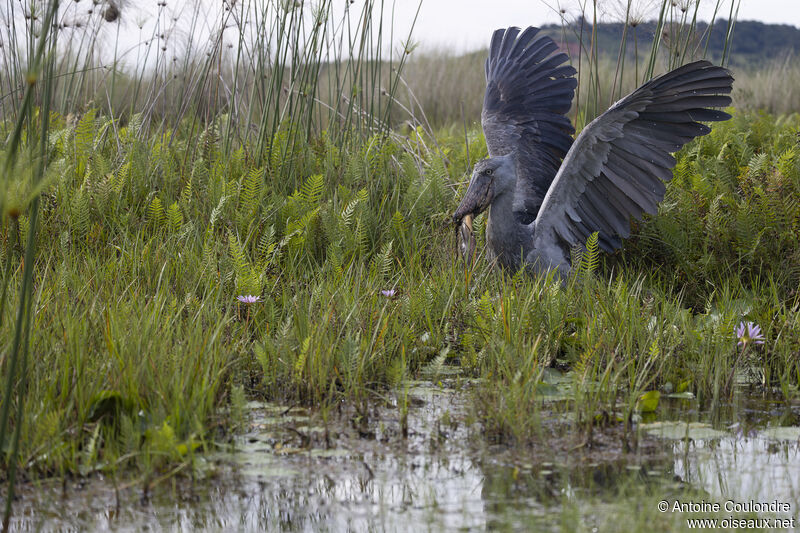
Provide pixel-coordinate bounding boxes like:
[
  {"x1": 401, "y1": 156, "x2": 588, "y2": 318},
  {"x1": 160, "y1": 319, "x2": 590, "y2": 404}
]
[{"x1": 452, "y1": 26, "x2": 733, "y2": 278}]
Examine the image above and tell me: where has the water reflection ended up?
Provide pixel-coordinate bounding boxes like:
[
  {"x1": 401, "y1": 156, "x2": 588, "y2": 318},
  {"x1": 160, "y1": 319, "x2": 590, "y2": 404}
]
[
  {"x1": 673, "y1": 430, "x2": 800, "y2": 511},
  {"x1": 664, "y1": 393, "x2": 800, "y2": 521},
  {"x1": 8, "y1": 386, "x2": 800, "y2": 531}
]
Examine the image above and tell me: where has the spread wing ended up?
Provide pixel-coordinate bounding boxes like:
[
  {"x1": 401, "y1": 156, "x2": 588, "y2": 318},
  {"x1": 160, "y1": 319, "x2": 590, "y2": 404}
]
[
  {"x1": 532, "y1": 60, "x2": 733, "y2": 261},
  {"x1": 482, "y1": 27, "x2": 577, "y2": 219}
]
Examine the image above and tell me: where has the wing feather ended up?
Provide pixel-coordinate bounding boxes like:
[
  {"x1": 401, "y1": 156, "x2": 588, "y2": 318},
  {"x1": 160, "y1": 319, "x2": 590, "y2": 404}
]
[
  {"x1": 482, "y1": 27, "x2": 576, "y2": 218},
  {"x1": 532, "y1": 60, "x2": 734, "y2": 264}
]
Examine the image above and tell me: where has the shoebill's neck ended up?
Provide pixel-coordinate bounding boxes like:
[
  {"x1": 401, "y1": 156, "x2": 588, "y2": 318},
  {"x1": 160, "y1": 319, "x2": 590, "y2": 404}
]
[{"x1": 486, "y1": 191, "x2": 534, "y2": 272}]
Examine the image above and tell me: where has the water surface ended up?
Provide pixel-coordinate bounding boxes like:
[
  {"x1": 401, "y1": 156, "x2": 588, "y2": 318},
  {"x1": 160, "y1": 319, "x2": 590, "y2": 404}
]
[{"x1": 9, "y1": 381, "x2": 800, "y2": 531}]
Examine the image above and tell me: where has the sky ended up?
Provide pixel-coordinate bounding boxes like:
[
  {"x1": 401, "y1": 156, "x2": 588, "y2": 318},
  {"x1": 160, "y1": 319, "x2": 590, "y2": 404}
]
[
  {"x1": 390, "y1": 0, "x2": 800, "y2": 52},
  {"x1": 2, "y1": 0, "x2": 797, "y2": 66}
]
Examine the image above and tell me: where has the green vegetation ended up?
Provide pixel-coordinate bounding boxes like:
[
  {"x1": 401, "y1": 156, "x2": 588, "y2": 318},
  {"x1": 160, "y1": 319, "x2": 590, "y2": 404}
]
[
  {"x1": 2, "y1": 1, "x2": 800, "y2": 528},
  {"x1": 2, "y1": 106, "x2": 799, "y2": 477}
]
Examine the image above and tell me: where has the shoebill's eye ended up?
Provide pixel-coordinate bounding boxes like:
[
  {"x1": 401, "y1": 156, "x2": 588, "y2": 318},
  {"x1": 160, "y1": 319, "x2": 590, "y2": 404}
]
[{"x1": 485, "y1": 169, "x2": 493, "y2": 176}]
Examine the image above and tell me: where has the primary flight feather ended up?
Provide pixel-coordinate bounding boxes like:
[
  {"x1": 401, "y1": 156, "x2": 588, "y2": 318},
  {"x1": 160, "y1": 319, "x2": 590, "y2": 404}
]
[{"x1": 452, "y1": 26, "x2": 734, "y2": 278}]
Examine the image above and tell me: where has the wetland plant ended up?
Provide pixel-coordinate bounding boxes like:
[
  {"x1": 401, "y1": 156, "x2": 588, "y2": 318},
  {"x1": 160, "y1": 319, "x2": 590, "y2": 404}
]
[
  {"x1": 6, "y1": 1, "x2": 800, "y2": 528},
  {"x1": 735, "y1": 320, "x2": 765, "y2": 347}
]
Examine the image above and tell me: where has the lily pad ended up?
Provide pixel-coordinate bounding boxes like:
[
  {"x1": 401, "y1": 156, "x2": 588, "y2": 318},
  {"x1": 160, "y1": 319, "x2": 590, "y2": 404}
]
[
  {"x1": 540, "y1": 368, "x2": 572, "y2": 385},
  {"x1": 535, "y1": 382, "x2": 573, "y2": 400},
  {"x1": 311, "y1": 448, "x2": 352, "y2": 458},
  {"x1": 640, "y1": 421, "x2": 727, "y2": 440},
  {"x1": 665, "y1": 392, "x2": 695, "y2": 400},
  {"x1": 759, "y1": 427, "x2": 800, "y2": 441},
  {"x1": 636, "y1": 391, "x2": 661, "y2": 412}
]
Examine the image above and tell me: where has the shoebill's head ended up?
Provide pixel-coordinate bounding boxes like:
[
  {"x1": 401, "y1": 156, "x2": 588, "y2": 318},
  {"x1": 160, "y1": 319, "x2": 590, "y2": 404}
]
[{"x1": 452, "y1": 154, "x2": 515, "y2": 225}]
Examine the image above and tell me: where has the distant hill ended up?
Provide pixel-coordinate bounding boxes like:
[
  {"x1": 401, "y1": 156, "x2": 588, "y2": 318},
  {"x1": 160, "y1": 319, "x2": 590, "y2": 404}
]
[{"x1": 537, "y1": 19, "x2": 800, "y2": 66}]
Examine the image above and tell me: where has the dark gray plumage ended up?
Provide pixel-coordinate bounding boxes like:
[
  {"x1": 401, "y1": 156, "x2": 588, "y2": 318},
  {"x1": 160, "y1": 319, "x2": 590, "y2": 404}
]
[
  {"x1": 452, "y1": 26, "x2": 734, "y2": 278},
  {"x1": 482, "y1": 26, "x2": 577, "y2": 220}
]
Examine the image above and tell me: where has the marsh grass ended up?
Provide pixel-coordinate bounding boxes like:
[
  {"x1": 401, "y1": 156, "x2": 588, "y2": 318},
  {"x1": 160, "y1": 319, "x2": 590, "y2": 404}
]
[
  {"x1": 395, "y1": 1, "x2": 760, "y2": 130},
  {"x1": 0, "y1": 0, "x2": 61, "y2": 526},
  {"x1": 3, "y1": 102, "x2": 800, "y2": 502},
  {"x1": 1, "y1": 0, "x2": 419, "y2": 155},
  {"x1": 734, "y1": 53, "x2": 800, "y2": 115},
  {"x1": 3, "y1": 0, "x2": 800, "y2": 523}
]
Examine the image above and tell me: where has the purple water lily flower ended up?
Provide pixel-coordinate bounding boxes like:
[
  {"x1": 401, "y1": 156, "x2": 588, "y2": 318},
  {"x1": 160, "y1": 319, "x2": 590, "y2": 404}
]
[
  {"x1": 735, "y1": 321, "x2": 764, "y2": 347},
  {"x1": 237, "y1": 295, "x2": 261, "y2": 304},
  {"x1": 381, "y1": 289, "x2": 396, "y2": 298}
]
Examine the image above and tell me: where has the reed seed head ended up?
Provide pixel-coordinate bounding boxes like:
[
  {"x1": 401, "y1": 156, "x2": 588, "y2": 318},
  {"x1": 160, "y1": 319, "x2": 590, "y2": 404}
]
[{"x1": 103, "y1": 3, "x2": 120, "y2": 22}]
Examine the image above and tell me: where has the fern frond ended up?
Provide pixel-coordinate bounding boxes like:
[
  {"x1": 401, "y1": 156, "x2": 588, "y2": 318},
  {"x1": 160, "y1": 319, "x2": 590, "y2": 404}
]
[
  {"x1": 240, "y1": 167, "x2": 263, "y2": 214},
  {"x1": 327, "y1": 242, "x2": 343, "y2": 277},
  {"x1": 294, "y1": 336, "x2": 311, "y2": 382},
  {"x1": 747, "y1": 153, "x2": 769, "y2": 179},
  {"x1": 577, "y1": 232, "x2": 600, "y2": 278},
  {"x1": 647, "y1": 339, "x2": 659, "y2": 362},
  {"x1": 202, "y1": 233, "x2": 217, "y2": 272},
  {"x1": 73, "y1": 109, "x2": 97, "y2": 157},
  {"x1": 344, "y1": 150, "x2": 366, "y2": 186},
  {"x1": 734, "y1": 209, "x2": 760, "y2": 256},
  {"x1": 228, "y1": 233, "x2": 249, "y2": 278},
  {"x1": 776, "y1": 148, "x2": 796, "y2": 179},
  {"x1": 209, "y1": 195, "x2": 228, "y2": 229},
  {"x1": 355, "y1": 216, "x2": 368, "y2": 257},
  {"x1": 284, "y1": 206, "x2": 321, "y2": 252},
  {"x1": 200, "y1": 124, "x2": 219, "y2": 163},
  {"x1": 340, "y1": 188, "x2": 367, "y2": 228},
  {"x1": 705, "y1": 194, "x2": 731, "y2": 237},
  {"x1": 424, "y1": 155, "x2": 448, "y2": 208},
  {"x1": 86, "y1": 152, "x2": 110, "y2": 184},
  {"x1": 299, "y1": 173, "x2": 324, "y2": 206},
  {"x1": 114, "y1": 161, "x2": 130, "y2": 193},
  {"x1": 167, "y1": 202, "x2": 183, "y2": 233},
  {"x1": 369, "y1": 240, "x2": 393, "y2": 280},
  {"x1": 715, "y1": 159, "x2": 738, "y2": 193},
  {"x1": 421, "y1": 347, "x2": 449, "y2": 380},
  {"x1": 70, "y1": 191, "x2": 90, "y2": 240},
  {"x1": 269, "y1": 130, "x2": 287, "y2": 180},
  {"x1": 148, "y1": 197, "x2": 166, "y2": 228},
  {"x1": 257, "y1": 225, "x2": 276, "y2": 264},
  {"x1": 121, "y1": 113, "x2": 143, "y2": 142},
  {"x1": 179, "y1": 178, "x2": 192, "y2": 211},
  {"x1": 390, "y1": 210, "x2": 406, "y2": 236}
]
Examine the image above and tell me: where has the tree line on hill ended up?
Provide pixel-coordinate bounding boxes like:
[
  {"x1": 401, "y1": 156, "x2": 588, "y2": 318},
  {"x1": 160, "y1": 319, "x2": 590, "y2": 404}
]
[{"x1": 538, "y1": 19, "x2": 800, "y2": 66}]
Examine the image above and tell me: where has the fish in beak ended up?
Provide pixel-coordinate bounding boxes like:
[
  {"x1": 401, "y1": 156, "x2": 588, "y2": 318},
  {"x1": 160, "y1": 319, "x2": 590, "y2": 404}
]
[{"x1": 457, "y1": 213, "x2": 476, "y2": 262}]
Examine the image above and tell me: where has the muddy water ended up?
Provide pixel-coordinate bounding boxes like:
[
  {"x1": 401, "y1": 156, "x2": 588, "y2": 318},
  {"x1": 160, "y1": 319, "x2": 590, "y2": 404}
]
[
  {"x1": 8, "y1": 382, "x2": 800, "y2": 531},
  {"x1": 658, "y1": 395, "x2": 800, "y2": 509}
]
